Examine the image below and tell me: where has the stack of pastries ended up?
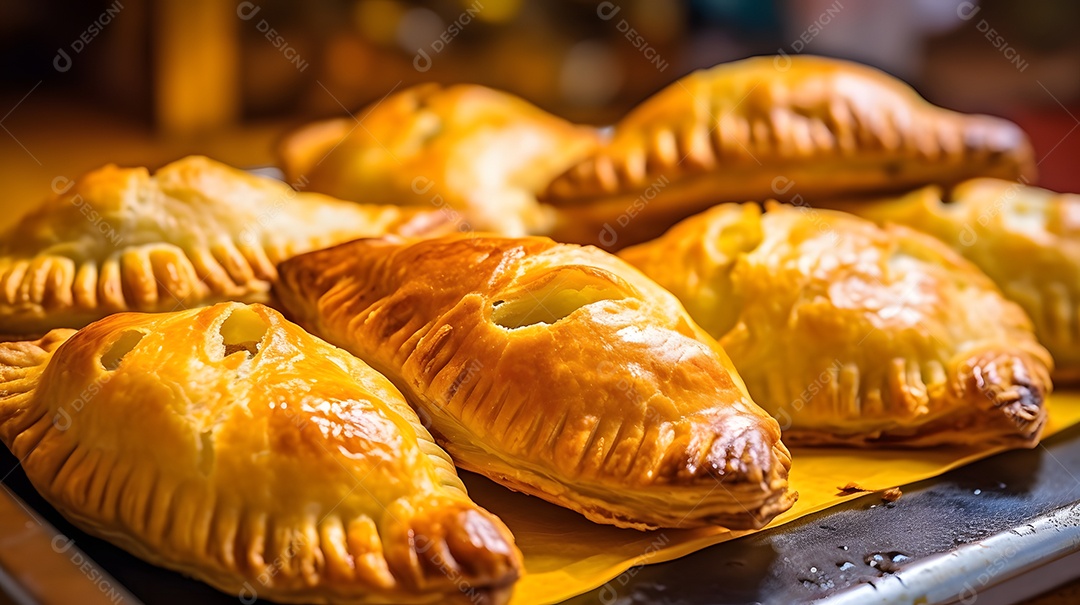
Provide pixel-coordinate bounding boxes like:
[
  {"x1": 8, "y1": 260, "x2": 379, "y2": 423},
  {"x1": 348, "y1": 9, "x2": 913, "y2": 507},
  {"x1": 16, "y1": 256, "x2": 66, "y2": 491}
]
[{"x1": 0, "y1": 55, "x2": 1070, "y2": 603}]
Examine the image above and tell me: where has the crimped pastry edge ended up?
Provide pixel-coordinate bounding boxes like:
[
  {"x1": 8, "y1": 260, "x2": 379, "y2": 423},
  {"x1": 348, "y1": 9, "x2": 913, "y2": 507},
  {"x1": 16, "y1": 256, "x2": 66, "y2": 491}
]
[{"x1": 0, "y1": 310, "x2": 523, "y2": 605}]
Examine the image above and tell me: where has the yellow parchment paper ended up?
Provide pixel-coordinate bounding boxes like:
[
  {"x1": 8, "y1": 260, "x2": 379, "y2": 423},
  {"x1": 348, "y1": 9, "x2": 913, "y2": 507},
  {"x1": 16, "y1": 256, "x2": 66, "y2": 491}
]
[{"x1": 459, "y1": 393, "x2": 1080, "y2": 605}]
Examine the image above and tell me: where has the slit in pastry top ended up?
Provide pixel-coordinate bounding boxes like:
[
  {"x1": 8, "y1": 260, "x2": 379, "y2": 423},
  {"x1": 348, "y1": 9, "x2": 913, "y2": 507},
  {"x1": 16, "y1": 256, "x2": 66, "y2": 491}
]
[
  {"x1": 276, "y1": 234, "x2": 796, "y2": 531},
  {"x1": 0, "y1": 302, "x2": 522, "y2": 605},
  {"x1": 619, "y1": 202, "x2": 1053, "y2": 448}
]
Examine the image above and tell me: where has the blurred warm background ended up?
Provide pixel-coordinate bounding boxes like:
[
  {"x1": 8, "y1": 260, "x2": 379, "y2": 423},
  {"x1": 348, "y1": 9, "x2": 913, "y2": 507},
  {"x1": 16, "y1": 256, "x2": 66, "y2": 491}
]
[
  {"x1": 2, "y1": 0, "x2": 1080, "y2": 225},
  {"x1": 2, "y1": 2, "x2": 1080, "y2": 603}
]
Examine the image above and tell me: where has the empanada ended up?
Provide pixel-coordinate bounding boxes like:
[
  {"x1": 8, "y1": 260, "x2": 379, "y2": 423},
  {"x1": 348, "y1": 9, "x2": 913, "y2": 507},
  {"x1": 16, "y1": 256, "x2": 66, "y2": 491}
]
[
  {"x1": 275, "y1": 235, "x2": 795, "y2": 531},
  {"x1": 619, "y1": 203, "x2": 1052, "y2": 447},
  {"x1": 278, "y1": 83, "x2": 600, "y2": 236},
  {"x1": 831, "y1": 179, "x2": 1080, "y2": 381},
  {"x1": 0, "y1": 156, "x2": 446, "y2": 334},
  {"x1": 0, "y1": 302, "x2": 521, "y2": 604},
  {"x1": 541, "y1": 55, "x2": 1035, "y2": 249}
]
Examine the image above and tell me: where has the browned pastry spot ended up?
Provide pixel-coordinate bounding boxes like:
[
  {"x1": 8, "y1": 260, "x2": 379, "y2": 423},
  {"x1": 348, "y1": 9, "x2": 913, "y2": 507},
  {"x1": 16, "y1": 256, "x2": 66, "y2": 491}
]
[
  {"x1": 619, "y1": 202, "x2": 1052, "y2": 448},
  {"x1": 276, "y1": 234, "x2": 796, "y2": 530},
  {"x1": 0, "y1": 303, "x2": 522, "y2": 604},
  {"x1": 828, "y1": 179, "x2": 1080, "y2": 382},
  {"x1": 542, "y1": 55, "x2": 1035, "y2": 250}
]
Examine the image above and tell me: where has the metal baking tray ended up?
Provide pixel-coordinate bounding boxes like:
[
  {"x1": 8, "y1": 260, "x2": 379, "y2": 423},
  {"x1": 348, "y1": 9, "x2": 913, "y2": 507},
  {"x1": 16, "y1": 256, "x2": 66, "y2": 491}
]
[
  {"x1": 566, "y1": 423, "x2": 1080, "y2": 605},
  {"x1": 2, "y1": 422, "x2": 1079, "y2": 605}
]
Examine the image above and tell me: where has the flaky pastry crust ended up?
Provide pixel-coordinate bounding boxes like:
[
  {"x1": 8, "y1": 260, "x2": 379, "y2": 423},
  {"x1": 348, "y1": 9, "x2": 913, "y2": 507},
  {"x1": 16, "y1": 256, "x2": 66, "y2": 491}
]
[
  {"x1": 619, "y1": 203, "x2": 1052, "y2": 447},
  {"x1": 0, "y1": 156, "x2": 448, "y2": 334},
  {"x1": 0, "y1": 303, "x2": 521, "y2": 604},
  {"x1": 831, "y1": 179, "x2": 1080, "y2": 382},
  {"x1": 278, "y1": 84, "x2": 601, "y2": 236},
  {"x1": 542, "y1": 55, "x2": 1035, "y2": 249},
  {"x1": 276, "y1": 235, "x2": 794, "y2": 531}
]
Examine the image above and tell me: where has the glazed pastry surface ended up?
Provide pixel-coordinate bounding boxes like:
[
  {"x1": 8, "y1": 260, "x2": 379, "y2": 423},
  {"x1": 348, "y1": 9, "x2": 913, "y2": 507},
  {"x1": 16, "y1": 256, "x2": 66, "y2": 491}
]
[
  {"x1": 542, "y1": 56, "x2": 1035, "y2": 249},
  {"x1": 276, "y1": 235, "x2": 795, "y2": 530},
  {"x1": 833, "y1": 179, "x2": 1080, "y2": 381},
  {"x1": 0, "y1": 155, "x2": 446, "y2": 334},
  {"x1": 0, "y1": 302, "x2": 521, "y2": 604},
  {"x1": 619, "y1": 203, "x2": 1052, "y2": 447},
  {"x1": 278, "y1": 84, "x2": 600, "y2": 236}
]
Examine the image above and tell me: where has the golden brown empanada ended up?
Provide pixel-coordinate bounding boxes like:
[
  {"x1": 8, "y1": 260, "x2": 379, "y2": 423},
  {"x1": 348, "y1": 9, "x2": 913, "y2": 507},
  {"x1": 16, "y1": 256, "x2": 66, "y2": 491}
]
[
  {"x1": 831, "y1": 179, "x2": 1080, "y2": 381},
  {"x1": 275, "y1": 235, "x2": 795, "y2": 531},
  {"x1": 619, "y1": 203, "x2": 1052, "y2": 447},
  {"x1": 278, "y1": 83, "x2": 601, "y2": 236},
  {"x1": 542, "y1": 55, "x2": 1035, "y2": 249},
  {"x1": 0, "y1": 156, "x2": 446, "y2": 334},
  {"x1": 0, "y1": 302, "x2": 521, "y2": 604}
]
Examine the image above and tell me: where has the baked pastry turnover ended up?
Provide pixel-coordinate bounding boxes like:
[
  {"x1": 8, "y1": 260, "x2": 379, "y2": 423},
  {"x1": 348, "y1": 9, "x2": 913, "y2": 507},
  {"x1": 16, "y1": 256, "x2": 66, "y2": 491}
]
[
  {"x1": 542, "y1": 55, "x2": 1036, "y2": 249},
  {"x1": 0, "y1": 155, "x2": 446, "y2": 335},
  {"x1": 276, "y1": 235, "x2": 795, "y2": 531},
  {"x1": 0, "y1": 302, "x2": 522, "y2": 604},
  {"x1": 619, "y1": 203, "x2": 1052, "y2": 447},
  {"x1": 278, "y1": 83, "x2": 601, "y2": 236},
  {"x1": 832, "y1": 179, "x2": 1080, "y2": 381}
]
